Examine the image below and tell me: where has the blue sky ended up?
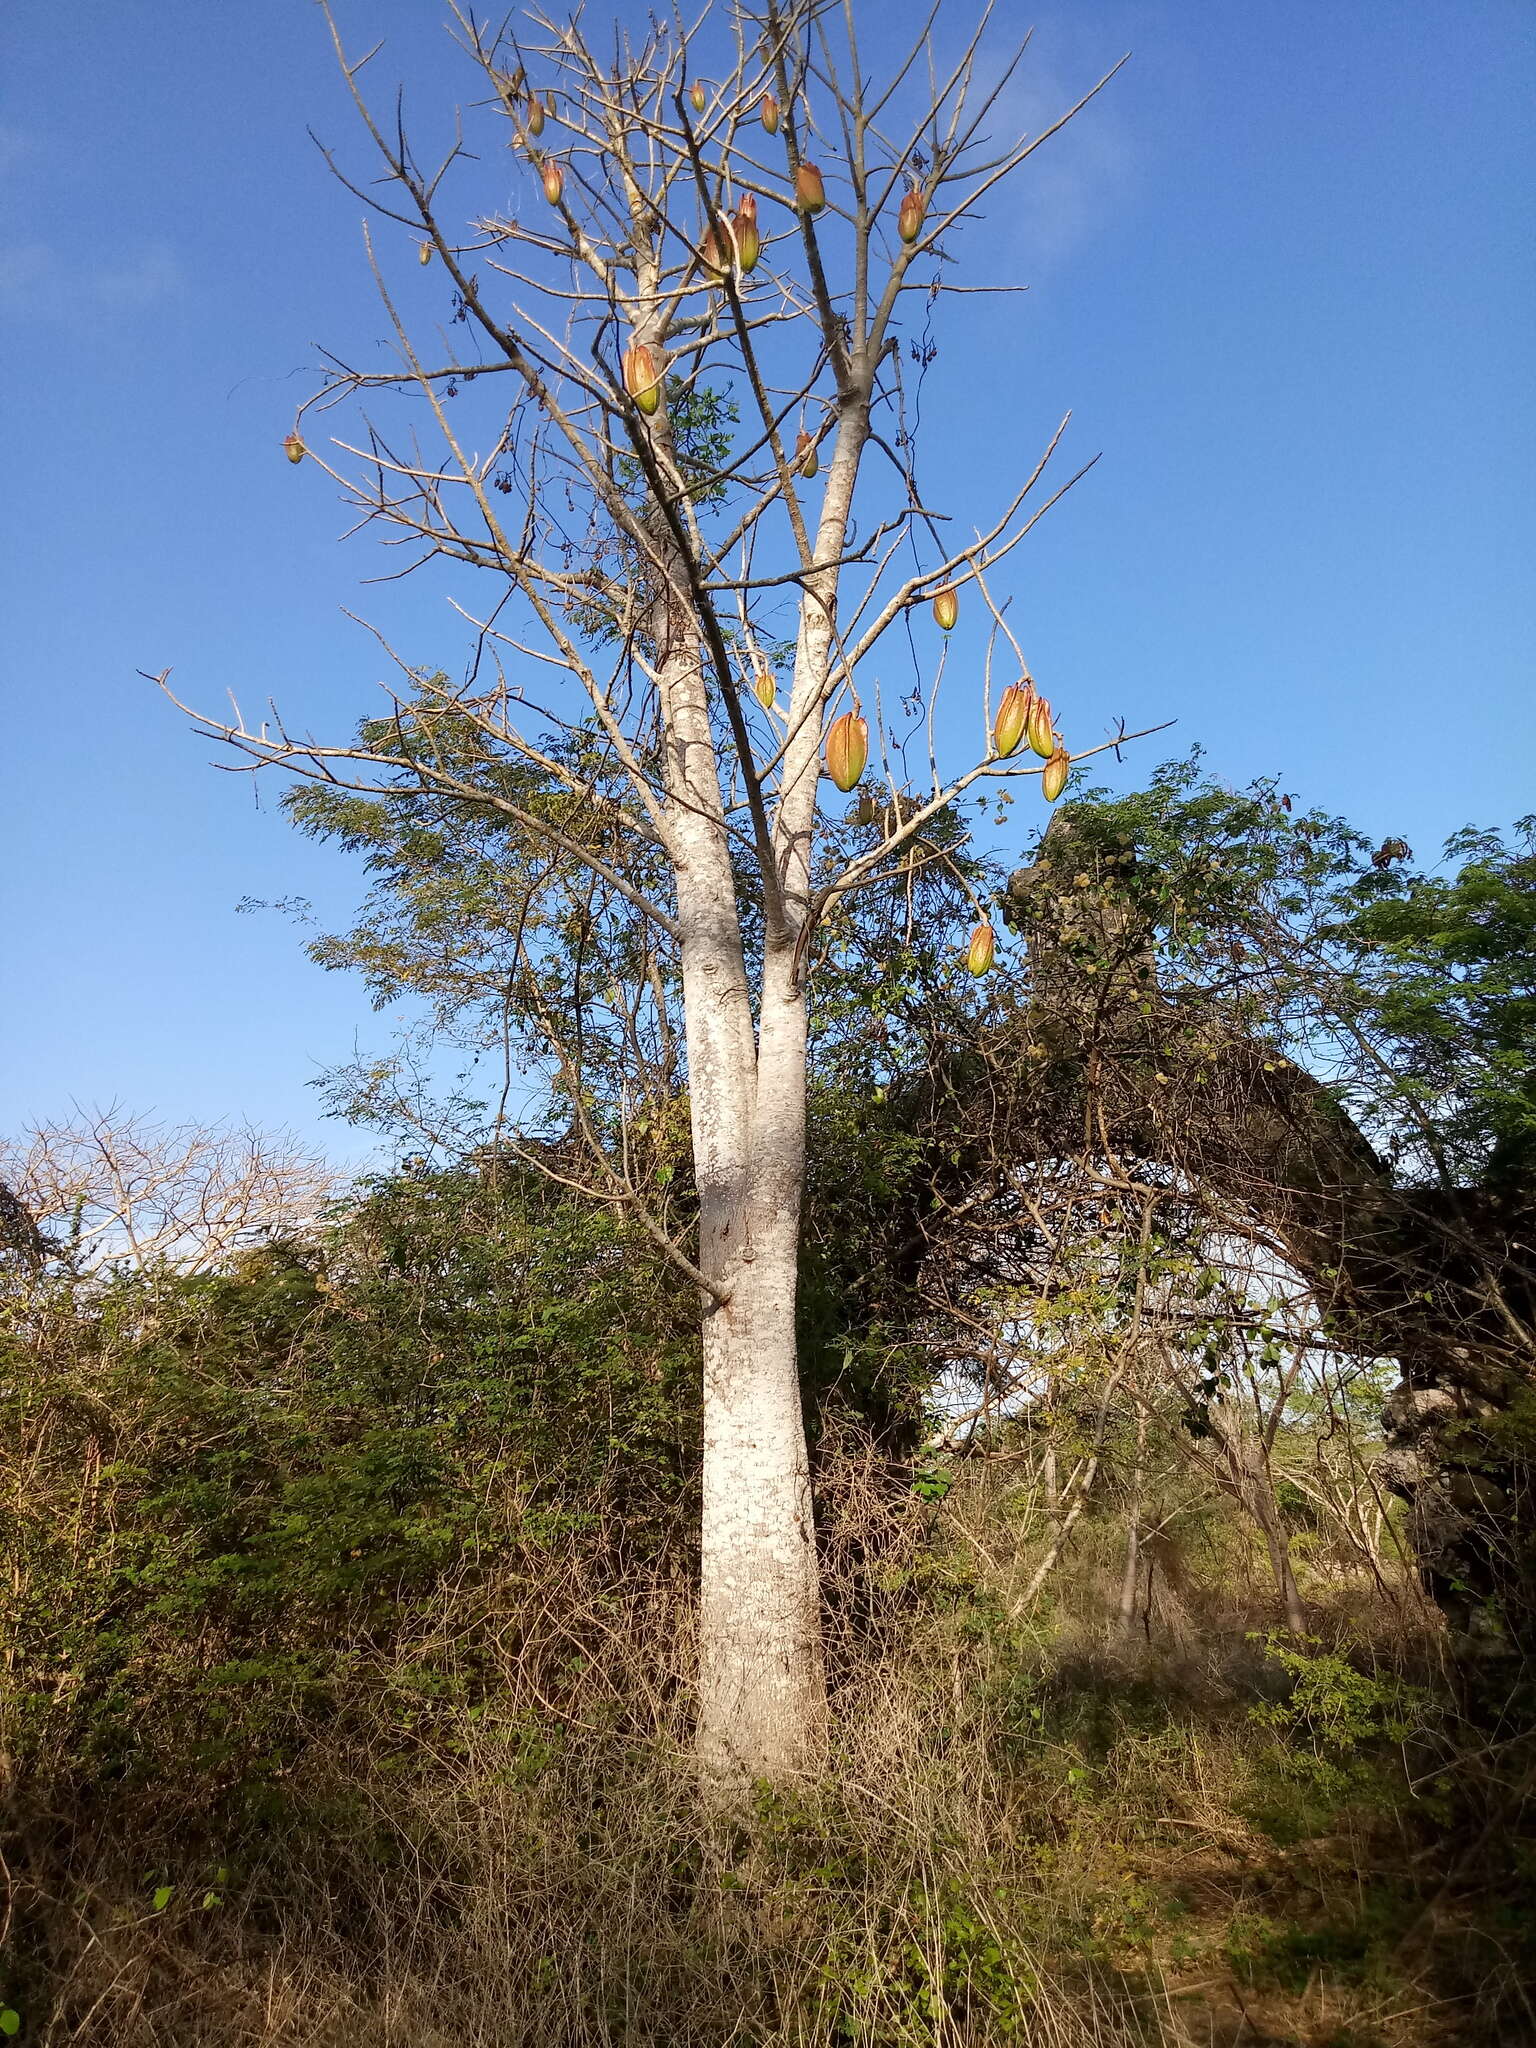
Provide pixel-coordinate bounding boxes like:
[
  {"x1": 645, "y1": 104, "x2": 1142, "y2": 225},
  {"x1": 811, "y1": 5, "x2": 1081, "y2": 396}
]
[{"x1": 3, "y1": 0, "x2": 1532, "y2": 1162}]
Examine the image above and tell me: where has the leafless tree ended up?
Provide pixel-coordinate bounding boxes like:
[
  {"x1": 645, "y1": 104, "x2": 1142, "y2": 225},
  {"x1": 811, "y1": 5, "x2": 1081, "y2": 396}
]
[
  {"x1": 156, "y1": 2, "x2": 1143, "y2": 1790},
  {"x1": 0, "y1": 1108, "x2": 338, "y2": 1277}
]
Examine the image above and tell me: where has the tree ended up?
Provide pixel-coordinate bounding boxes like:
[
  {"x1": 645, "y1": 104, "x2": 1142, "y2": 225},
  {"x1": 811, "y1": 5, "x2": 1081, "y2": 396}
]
[
  {"x1": 987, "y1": 765, "x2": 1536, "y2": 1642},
  {"x1": 0, "y1": 1108, "x2": 337, "y2": 1280},
  {"x1": 161, "y1": 4, "x2": 1143, "y2": 1788}
]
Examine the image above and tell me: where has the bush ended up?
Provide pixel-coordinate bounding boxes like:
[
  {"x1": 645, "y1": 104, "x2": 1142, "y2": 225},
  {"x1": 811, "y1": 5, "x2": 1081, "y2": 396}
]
[{"x1": 1, "y1": 1168, "x2": 698, "y2": 1816}]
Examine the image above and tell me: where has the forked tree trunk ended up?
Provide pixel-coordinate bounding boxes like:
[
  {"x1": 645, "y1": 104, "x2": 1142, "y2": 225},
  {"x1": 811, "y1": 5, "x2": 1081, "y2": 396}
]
[
  {"x1": 667, "y1": 713, "x2": 825, "y2": 1789},
  {"x1": 660, "y1": 370, "x2": 871, "y2": 1790},
  {"x1": 1210, "y1": 1406, "x2": 1308, "y2": 1637},
  {"x1": 659, "y1": 612, "x2": 829, "y2": 1790}
]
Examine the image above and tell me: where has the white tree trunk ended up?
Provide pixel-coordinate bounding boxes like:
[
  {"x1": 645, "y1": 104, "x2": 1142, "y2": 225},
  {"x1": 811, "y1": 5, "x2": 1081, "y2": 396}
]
[
  {"x1": 696, "y1": 1207, "x2": 825, "y2": 1784},
  {"x1": 664, "y1": 650, "x2": 826, "y2": 1789},
  {"x1": 670, "y1": 397, "x2": 871, "y2": 1792}
]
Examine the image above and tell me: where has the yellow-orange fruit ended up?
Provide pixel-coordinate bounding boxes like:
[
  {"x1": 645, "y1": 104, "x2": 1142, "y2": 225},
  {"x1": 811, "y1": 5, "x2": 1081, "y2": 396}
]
[
  {"x1": 689, "y1": 80, "x2": 706, "y2": 113},
  {"x1": 1027, "y1": 693, "x2": 1055, "y2": 760},
  {"x1": 794, "y1": 162, "x2": 826, "y2": 213},
  {"x1": 418, "y1": 239, "x2": 433, "y2": 265},
  {"x1": 932, "y1": 584, "x2": 958, "y2": 632},
  {"x1": 734, "y1": 194, "x2": 761, "y2": 274},
  {"x1": 966, "y1": 922, "x2": 996, "y2": 976},
  {"x1": 795, "y1": 428, "x2": 819, "y2": 478},
  {"x1": 993, "y1": 682, "x2": 1033, "y2": 759},
  {"x1": 753, "y1": 666, "x2": 776, "y2": 710},
  {"x1": 897, "y1": 186, "x2": 925, "y2": 244},
  {"x1": 1042, "y1": 746, "x2": 1071, "y2": 802},
  {"x1": 825, "y1": 710, "x2": 868, "y2": 791},
  {"x1": 623, "y1": 342, "x2": 662, "y2": 415},
  {"x1": 283, "y1": 431, "x2": 306, "y2": 465},
  {"x1": 540, "y1": 158, "x2": 564, "y2": 205},
  {"x1": 760, "y1": 92, "x2": 781, "y2": 133},
  {"x1": 525, "y1": 94, "x2": 545, "y2": 137}
]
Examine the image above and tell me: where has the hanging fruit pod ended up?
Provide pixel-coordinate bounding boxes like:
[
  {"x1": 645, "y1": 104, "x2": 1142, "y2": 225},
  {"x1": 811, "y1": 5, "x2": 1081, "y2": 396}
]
[
  {"x1": 622, "y1": 342, "x2": 662, "y2": 416},
  {"x1": 993, "y1": 681, "x2": 1033, "y2": 759},
  {"x1": 932, "y1": 584, "x2": 958, "y2": 632},
  {"x1": 897, "y1": 185, "x2": 926, "y2": 245},
  {"x1": 795, "y1": 429, "x2": 819, "y2": 478},
  {"x1": 825, "y1": 710, "x2": 869, "y2": 792},
  {"x1": 793, "y1": 162, "x2": 826, "y2": 213},
  {"x1": 851, "y1": 790, "x2": 879, "y2": 826},
  {"x1": 283, "y1": 430, "x2": 306, "y2": 465},
  {"x1": 734, "y1": 194, "x2": 761, "y2": 274},
  {"x1": 1042, "y1": 746, "x2": 1071, "y2": 803},
  {"x1": 689, "y1": 80, "x2": 707, "y2": 114},
  {"x1": 525, "y1": 94, "x2": 545, "y2": 137},
  {"x1": 540, "y1": 158, "x2": 564, "y2": 205},
  {"x1": 753, "y1": 665, "x2": 776, "y2": 710},
  {"x1": 418, "y1": 239, "x2": 433, "y2": 265},
  {"x1": 1026, "y1": 693, "x2": 1055, "y2": 760},
  {"x1": 760, "y1": 92, "x2": 781, "y2": 134},
  {"x1": 966, "y1": 922, "x2": 996, "y2": 976}
]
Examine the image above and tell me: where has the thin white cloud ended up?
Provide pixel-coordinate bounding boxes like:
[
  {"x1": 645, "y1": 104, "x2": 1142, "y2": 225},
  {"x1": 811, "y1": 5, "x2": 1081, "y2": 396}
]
[
  {"x1": 0, "y1": 237, "x2": 186, "y2": 316},
  {"x1": 93, "y1": 243, "x2": 186, "y2": 308},
  {"x1": 991, "y1": 51, "x2": 1136, "y2": 271}
]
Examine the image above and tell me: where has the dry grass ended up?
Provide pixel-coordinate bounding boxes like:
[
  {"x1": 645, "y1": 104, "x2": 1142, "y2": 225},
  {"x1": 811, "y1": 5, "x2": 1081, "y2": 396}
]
[{"x1": 7, "y1": 1461, "x2": 1528, "y2": 2047}]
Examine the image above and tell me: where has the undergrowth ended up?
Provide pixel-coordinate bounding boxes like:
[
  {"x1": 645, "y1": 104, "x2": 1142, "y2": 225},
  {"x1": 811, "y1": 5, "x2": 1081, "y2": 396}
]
[
  {"x1": 4, "y1": 1205, "x2": 1535, "y2": 2045},
  {"x1": 6, "y1": 1461, "x2": 1535, "y2": 2047}
]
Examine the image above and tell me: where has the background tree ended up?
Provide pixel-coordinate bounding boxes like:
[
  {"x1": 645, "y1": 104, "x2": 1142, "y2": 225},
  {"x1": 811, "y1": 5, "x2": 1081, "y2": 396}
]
[
  {"x1": 162, "y1": 1, "x2": 1141, "y2": 1786},
  {"x1": 0, "y1": 1109, "x2": 337, "y2": 1280},
  {"x1": 880, "y1": 758, "x2": 1536, "y2": 1645}
]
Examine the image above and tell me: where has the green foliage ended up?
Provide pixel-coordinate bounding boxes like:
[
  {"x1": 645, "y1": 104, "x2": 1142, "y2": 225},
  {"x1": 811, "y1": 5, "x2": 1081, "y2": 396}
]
[
  {"x1": 1057, "y1": 756, "x2": 1536, "y2": 1189},
  {"x1": 1339, "y1": 818, "x2": 1536, "y2": 1187},
  {"x1": 1224, "y1": 1898, "x2": 1415, "y2": 1999},
  {"x1": 621, "y1": 378, "x2": 738, "y2": 510},
  {"x1": 1247, "y1": 1634, "x2": 1427, "y2": 1802},
  {"x1": 278, "y1": 703, "x2": 676, "y2": 1143},
  {"x1": 10, "y1": 1417, "x2": 1532, "y2": 2045},
  {"x1": 1, "y1": 1169, "x2": 695, "y2": 1809}
]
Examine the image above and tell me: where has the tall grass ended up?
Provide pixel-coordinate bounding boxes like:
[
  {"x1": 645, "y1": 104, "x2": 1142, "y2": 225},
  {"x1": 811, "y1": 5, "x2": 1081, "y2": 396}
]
[{"x1": 11, "y1": 1447, "x2": 1528, "y2": 2048}]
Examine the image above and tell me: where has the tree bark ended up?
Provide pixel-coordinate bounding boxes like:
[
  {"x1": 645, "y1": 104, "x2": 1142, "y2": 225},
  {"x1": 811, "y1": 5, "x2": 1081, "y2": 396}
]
[
  {"x1": 665, "y1": 660, "x2": 826, "y2": 1788},
  {"x1": 679, "y1": 384, "x2": 873, "y2": 1789},
  {"x1": 696, "y1": 1183, "x2": 825, "y2": 1785},
  {"x1": 1116, "y1": 1403, "x2": 1146, "y2": 1637},
  {"x1": 1213, "y1": 1412, "x2": 1307, "y2": 1636}
]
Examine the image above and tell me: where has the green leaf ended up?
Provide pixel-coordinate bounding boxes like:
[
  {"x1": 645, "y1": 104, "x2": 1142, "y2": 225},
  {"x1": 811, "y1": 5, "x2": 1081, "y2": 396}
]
[
  {"x1": 0, "y1": 2009, "x2": 20, "y2": 2037},
  {"x1": 152, "y1": 1885, "x2": 174, "y2": 1912}
]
